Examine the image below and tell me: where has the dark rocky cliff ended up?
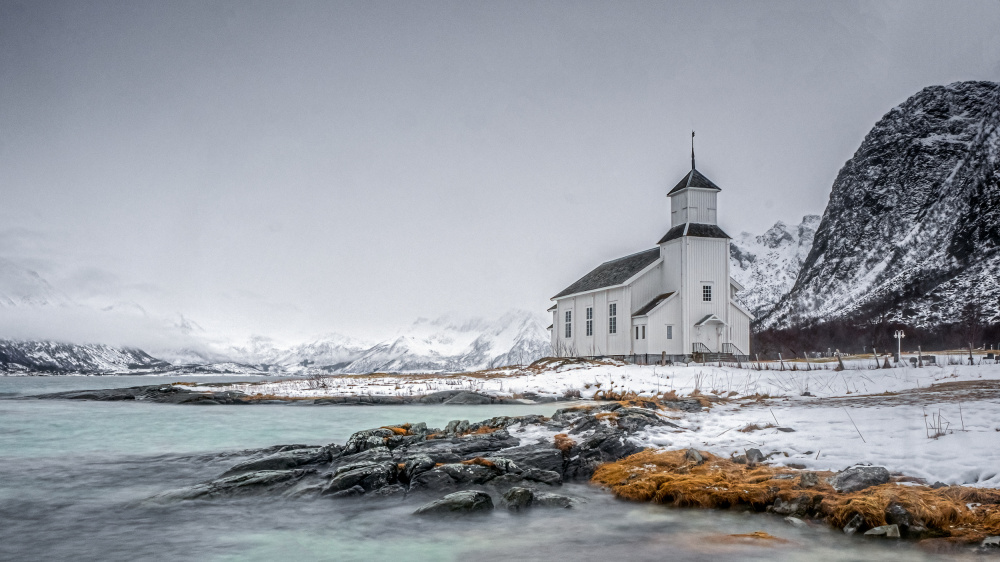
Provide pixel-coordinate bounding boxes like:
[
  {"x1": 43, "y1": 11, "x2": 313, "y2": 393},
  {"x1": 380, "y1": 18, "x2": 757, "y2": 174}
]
[{"x1": 763, "y1": 81, "x2": 1000, "y2": 333}]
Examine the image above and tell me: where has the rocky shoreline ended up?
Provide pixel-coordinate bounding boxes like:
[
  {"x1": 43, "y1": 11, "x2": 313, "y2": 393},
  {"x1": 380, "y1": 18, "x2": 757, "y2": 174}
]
[
  {"x1": 30, "y1": 386, "x2": 541, "y2": 405},
  {"x1": 146, "y1": 402, "x2": 672, "y2": 516}
]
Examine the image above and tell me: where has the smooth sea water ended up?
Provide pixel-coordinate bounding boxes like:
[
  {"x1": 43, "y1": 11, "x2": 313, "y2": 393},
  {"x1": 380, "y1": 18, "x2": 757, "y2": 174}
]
[{"x1": 0, "y1": 376, "x2": 968, "y2": 561}]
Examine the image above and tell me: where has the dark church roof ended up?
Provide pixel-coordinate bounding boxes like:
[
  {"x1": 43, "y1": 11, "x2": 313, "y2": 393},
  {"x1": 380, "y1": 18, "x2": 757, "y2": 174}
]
[
  {"x1": 553, "y1": 248, "x2": 660, "y2": 299},
  {"x1": 668, "y1": 168, "x2": 721, "y2": 195},
  {"x1": 632, "y1": 292, "x2": 675, "y2": 317},
  {"x1": 657, "y1": 223, "x2": 731, "y2": 244}
]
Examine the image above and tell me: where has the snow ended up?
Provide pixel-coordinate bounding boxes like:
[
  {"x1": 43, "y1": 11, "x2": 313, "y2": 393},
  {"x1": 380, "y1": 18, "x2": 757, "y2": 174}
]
[{"x1": 209, "y1": 356, "x2": 1000, "y2": 488}]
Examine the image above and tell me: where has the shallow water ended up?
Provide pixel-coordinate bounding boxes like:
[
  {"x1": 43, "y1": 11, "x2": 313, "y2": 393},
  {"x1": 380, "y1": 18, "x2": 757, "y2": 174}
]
[{"x1": 0, "y1": 376, "x2": 971, "y2": 561}]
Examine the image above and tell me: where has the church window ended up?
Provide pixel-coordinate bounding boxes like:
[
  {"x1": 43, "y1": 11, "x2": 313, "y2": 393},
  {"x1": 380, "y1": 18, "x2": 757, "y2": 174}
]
[
  {"x1": 608, "y1": 303, "x2": 617, "y2": 334},
  {"x1": 564, "y1": 310, "x2": 572, "y2": 338},
  {"x1": 585, "y1": 307, "x2": 593, "y2": 336},
  {"x1": 635, "y1": 326, "x2": 639, "y2": 340},
  {"x1": 642, "y1": 325, "x2": 646, "y2": 339},
  {"x1": 667, "y1": 325, "x2": 673, "y2": 340},
  {"x1": 702, "y1": 285, "x2": 712, "y2": 302}
]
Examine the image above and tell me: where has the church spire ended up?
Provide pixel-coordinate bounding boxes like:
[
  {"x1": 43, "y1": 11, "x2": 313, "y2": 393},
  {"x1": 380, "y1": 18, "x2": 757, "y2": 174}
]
[{"x1": 691, "y1": 130, "x2": 695, "y2": 170}]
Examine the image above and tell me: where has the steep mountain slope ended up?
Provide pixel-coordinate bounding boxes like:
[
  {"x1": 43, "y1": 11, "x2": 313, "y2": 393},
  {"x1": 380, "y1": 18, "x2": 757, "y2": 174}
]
[
  {"x1": 340, "y1": 310, "x2": 550, "y2": 373},
  {"x1": 730, "y1": 215, "x2": 820, "y2": 318},
  {"x1": 764, "y1": 81, "x2": 1000, "y2": 329}
]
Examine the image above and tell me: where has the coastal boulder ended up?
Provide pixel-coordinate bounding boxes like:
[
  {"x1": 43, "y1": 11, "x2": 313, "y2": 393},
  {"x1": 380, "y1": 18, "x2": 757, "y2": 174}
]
[
  {"x1": 413, "y1": 491, "x2": 494, "y2": 516},
  {"x1": 829, "y1": 466, "x2": 890, "y2": 493},
  {"x1": 221, "y1": 446, "x2": 330, "y2": 476},
  {"x1": 322, "y1": 461, "x2": 397, "y2": 495}
]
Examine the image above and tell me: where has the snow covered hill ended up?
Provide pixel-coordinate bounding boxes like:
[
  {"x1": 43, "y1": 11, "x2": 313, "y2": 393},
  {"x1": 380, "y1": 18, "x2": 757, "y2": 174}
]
[
  {"x1": 730, "y1": 215, "x2": 820, "y2": 318},
  {"x1": 762, "y1": 81, "x2": 1000, "y2": 329}
]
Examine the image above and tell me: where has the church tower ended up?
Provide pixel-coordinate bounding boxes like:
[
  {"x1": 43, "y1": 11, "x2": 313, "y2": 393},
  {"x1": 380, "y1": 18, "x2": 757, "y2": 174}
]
[{"x1": 657, "y1": 133, "x2": 734, "y2": 354}]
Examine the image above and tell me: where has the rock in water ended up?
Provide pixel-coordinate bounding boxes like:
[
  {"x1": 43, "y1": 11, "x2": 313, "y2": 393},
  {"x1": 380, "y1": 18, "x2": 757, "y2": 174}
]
[
  {"x1": 864, "y1": 524, "x2": 900, "y2": 538},
  {"x1": 829, "y1": 466, "x2": 890, "y2": 493},
  {"x1": 762, "y1": 81, "x2": 1000, "y2": 330},
  {"x1": 500, "y1": 487, "x2": 534, "y2": 511},
  {"x1": 413, "y1": 491, "x2": 494, "y2": 516}
]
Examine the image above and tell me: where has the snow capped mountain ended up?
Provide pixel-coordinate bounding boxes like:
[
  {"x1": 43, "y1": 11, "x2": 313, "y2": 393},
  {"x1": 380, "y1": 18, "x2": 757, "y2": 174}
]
[
  {"x1": 339, "y1": 310, "x2": 551, "y2": 373},
  {"x1": 763, "y1": 81, "x2": 1000, "y2": 329},
  {"x1": 730, "y1": 215, "x2": 820, "y2": 318},
  {"x1": 0, "y1": 339, "x2": 169, "y2": 374},
  {"x1": 227, "y1": 333, "x2": 372, "y2": 369}
]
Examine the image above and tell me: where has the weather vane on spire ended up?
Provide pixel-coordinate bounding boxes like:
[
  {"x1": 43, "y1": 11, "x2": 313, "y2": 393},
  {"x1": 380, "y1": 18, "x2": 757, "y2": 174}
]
[{"x1": 691, "y1": 131, "x2": 696, "y2": 170}]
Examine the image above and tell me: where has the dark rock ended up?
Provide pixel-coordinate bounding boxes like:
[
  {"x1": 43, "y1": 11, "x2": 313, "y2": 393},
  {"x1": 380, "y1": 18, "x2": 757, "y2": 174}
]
[
  {"x1": 829, "y1": 466, "x2": 890, "y2": 493},
  {"x1": 444, "y1": 420, "x2": 471, "y2": 434},
  {"x1": 413, "y1": 491, "x2": 494, "y2": 516},
  {"x1": 930, "y1": 481, "x2": 948, "y2": 489},
  {"x1": 564, "y1": 428, "x2": 642, "y2": 479},
  {"x1": 322, "y1": 462, "x2": 397, "y2": 495},
  {"x1": 771, "y1": 494, "x2": 811, "y2": 517},
  {"x1": 982, "y1": 536, "x2": 1000, "y2": 549},
  {"x1": 221, "y1": 446, "x2": 330, "y2": 476},
  {"x1": 798, "y1": 472, "x2": 819, "y2": 488},
  {"x1": 532, "y1": 492, "x2": 577, "y2": 508},
  {"x1": 339, "y1": 445, "x2": 393, "y2": 465},
  {"x1": 745, "y1": 448, "x2": 765, "y2": 465},
  {"x1": 616, "y1": 412, "x2": 677, "y2": 433},
  {"x1": 684, "y1": 448, "x2": 704, "y2": 465},
  {"x1": 486, "y1": 444, "x2": 562, "y2": 474},
  {"x1": 342, "y1": 428, "x2": 396, "y2": 455},
  {"x1": 401, "y1": 455, "x2": 436, "y2": 483},
  {"x1": 864, "y1": 524, "x2": 900, "y2": 538},
  {"x1": 521, "y1": 468, "x2": 562, "y2": 485},
  {"x1": 328, "y1": 485, "x2": 365, "y2": 498},
  {"x1": 156, "y1": 469, "x2": 312, "y2": 501},
  {"x1": 437, "y1": 463, "x2": 500, "y2": 485},
  {"x1": 372, "y1": 484, "x2": 407, "y2": 498},
  {"x1": 777, "y1": 427, "x2": 796, "y2": 432},
  {"x1": 442, "y1": 392, "x2": 493, "y2": 405},
  {"x1": 843, "y1": 513, "x2": 866, "y2": 535},
  {"x1": 417, "y1": 390, "x2": 467, "y2": 404},
  {"x1": 784, "y1": 516, "x2": 807, "y2": 528},
  {"x1": 885, "y1": 501, "x2": 929, "y2": 538},
  {"x1": 500, "y1": 487, "x2": 534, "y2": 511}
]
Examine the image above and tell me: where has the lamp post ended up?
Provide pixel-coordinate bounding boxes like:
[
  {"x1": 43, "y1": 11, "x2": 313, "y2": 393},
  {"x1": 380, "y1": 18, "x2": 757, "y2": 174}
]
[{"x1": 893, "y1": 330, "x2": 905, "y2": 363}]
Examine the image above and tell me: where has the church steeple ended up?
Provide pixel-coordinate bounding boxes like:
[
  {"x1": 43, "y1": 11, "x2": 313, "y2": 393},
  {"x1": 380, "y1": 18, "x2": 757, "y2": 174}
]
[{"x1": 691, "y1": 130, "x2": 695, "y2": 170}]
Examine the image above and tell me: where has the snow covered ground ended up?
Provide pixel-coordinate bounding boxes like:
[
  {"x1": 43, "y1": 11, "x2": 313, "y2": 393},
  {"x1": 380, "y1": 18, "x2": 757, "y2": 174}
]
[{"x1": 208, "y1": 356, "x2": 1000, "y2": 488}]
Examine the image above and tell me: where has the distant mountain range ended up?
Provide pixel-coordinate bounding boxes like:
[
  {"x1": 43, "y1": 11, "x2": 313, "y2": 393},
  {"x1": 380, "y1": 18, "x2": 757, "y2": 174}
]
[{"x1": 0, "y1": 255, "x2": 552, "y2": 375}]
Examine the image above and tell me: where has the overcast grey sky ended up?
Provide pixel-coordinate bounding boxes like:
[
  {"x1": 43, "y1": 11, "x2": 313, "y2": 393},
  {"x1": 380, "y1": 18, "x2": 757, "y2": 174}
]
[{"x1": 2, "y1": 0, "x2": 1000, "y2": 344}]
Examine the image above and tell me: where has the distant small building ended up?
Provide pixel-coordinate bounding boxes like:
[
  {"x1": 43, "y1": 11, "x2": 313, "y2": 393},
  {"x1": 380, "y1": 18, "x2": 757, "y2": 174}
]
[{"x1": 549, "y1": 155, "x2": 753, "y2": 360}]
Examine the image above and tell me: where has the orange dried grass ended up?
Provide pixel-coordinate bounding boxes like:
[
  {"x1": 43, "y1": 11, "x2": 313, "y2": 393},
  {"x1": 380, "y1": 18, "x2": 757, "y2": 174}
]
[
  {"x1": 592, "y1": 449, "x2": 1000, "y2": 543},
  {"x1": 553, "y1": 433, "x2": 576, "y2": 453}
]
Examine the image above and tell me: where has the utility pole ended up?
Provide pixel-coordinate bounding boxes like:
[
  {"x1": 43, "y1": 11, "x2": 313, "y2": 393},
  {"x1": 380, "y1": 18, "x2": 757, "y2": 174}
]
[{"x1": 893, "y1": 330, "x2": 905, "y2": 363}]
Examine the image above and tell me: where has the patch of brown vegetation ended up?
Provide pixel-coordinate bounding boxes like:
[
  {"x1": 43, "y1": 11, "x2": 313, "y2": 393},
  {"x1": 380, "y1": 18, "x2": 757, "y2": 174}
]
[
  {"x1": 553, "y1": 433, "x2": 576, "y2": 453},
  {"x1": 738, "y1": 423, "x2": 777, "y2": 433},
  {"x1": 592, "y1": 449, "x2": 1000, "y2": 543},
  {"x1": 381, "y1": 423, "x2": 412, "y2": 435},
  {"x1": 461, "y1": 457, "x2": 497, "y2": 468},
  {"x1": 594, "y1": 412, "x2": 619, "y2": 422}
]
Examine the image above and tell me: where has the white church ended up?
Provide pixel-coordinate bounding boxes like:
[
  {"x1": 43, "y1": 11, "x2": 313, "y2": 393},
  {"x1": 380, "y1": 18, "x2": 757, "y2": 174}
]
[{"x1": 549, "y1": 149, "x2": 753, "y2": 361}]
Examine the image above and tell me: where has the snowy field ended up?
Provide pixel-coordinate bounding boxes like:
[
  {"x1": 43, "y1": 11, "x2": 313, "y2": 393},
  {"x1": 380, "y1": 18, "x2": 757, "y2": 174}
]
[{"x1": 208, "y1": 357, "x2": 1000, "y2": 488}]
